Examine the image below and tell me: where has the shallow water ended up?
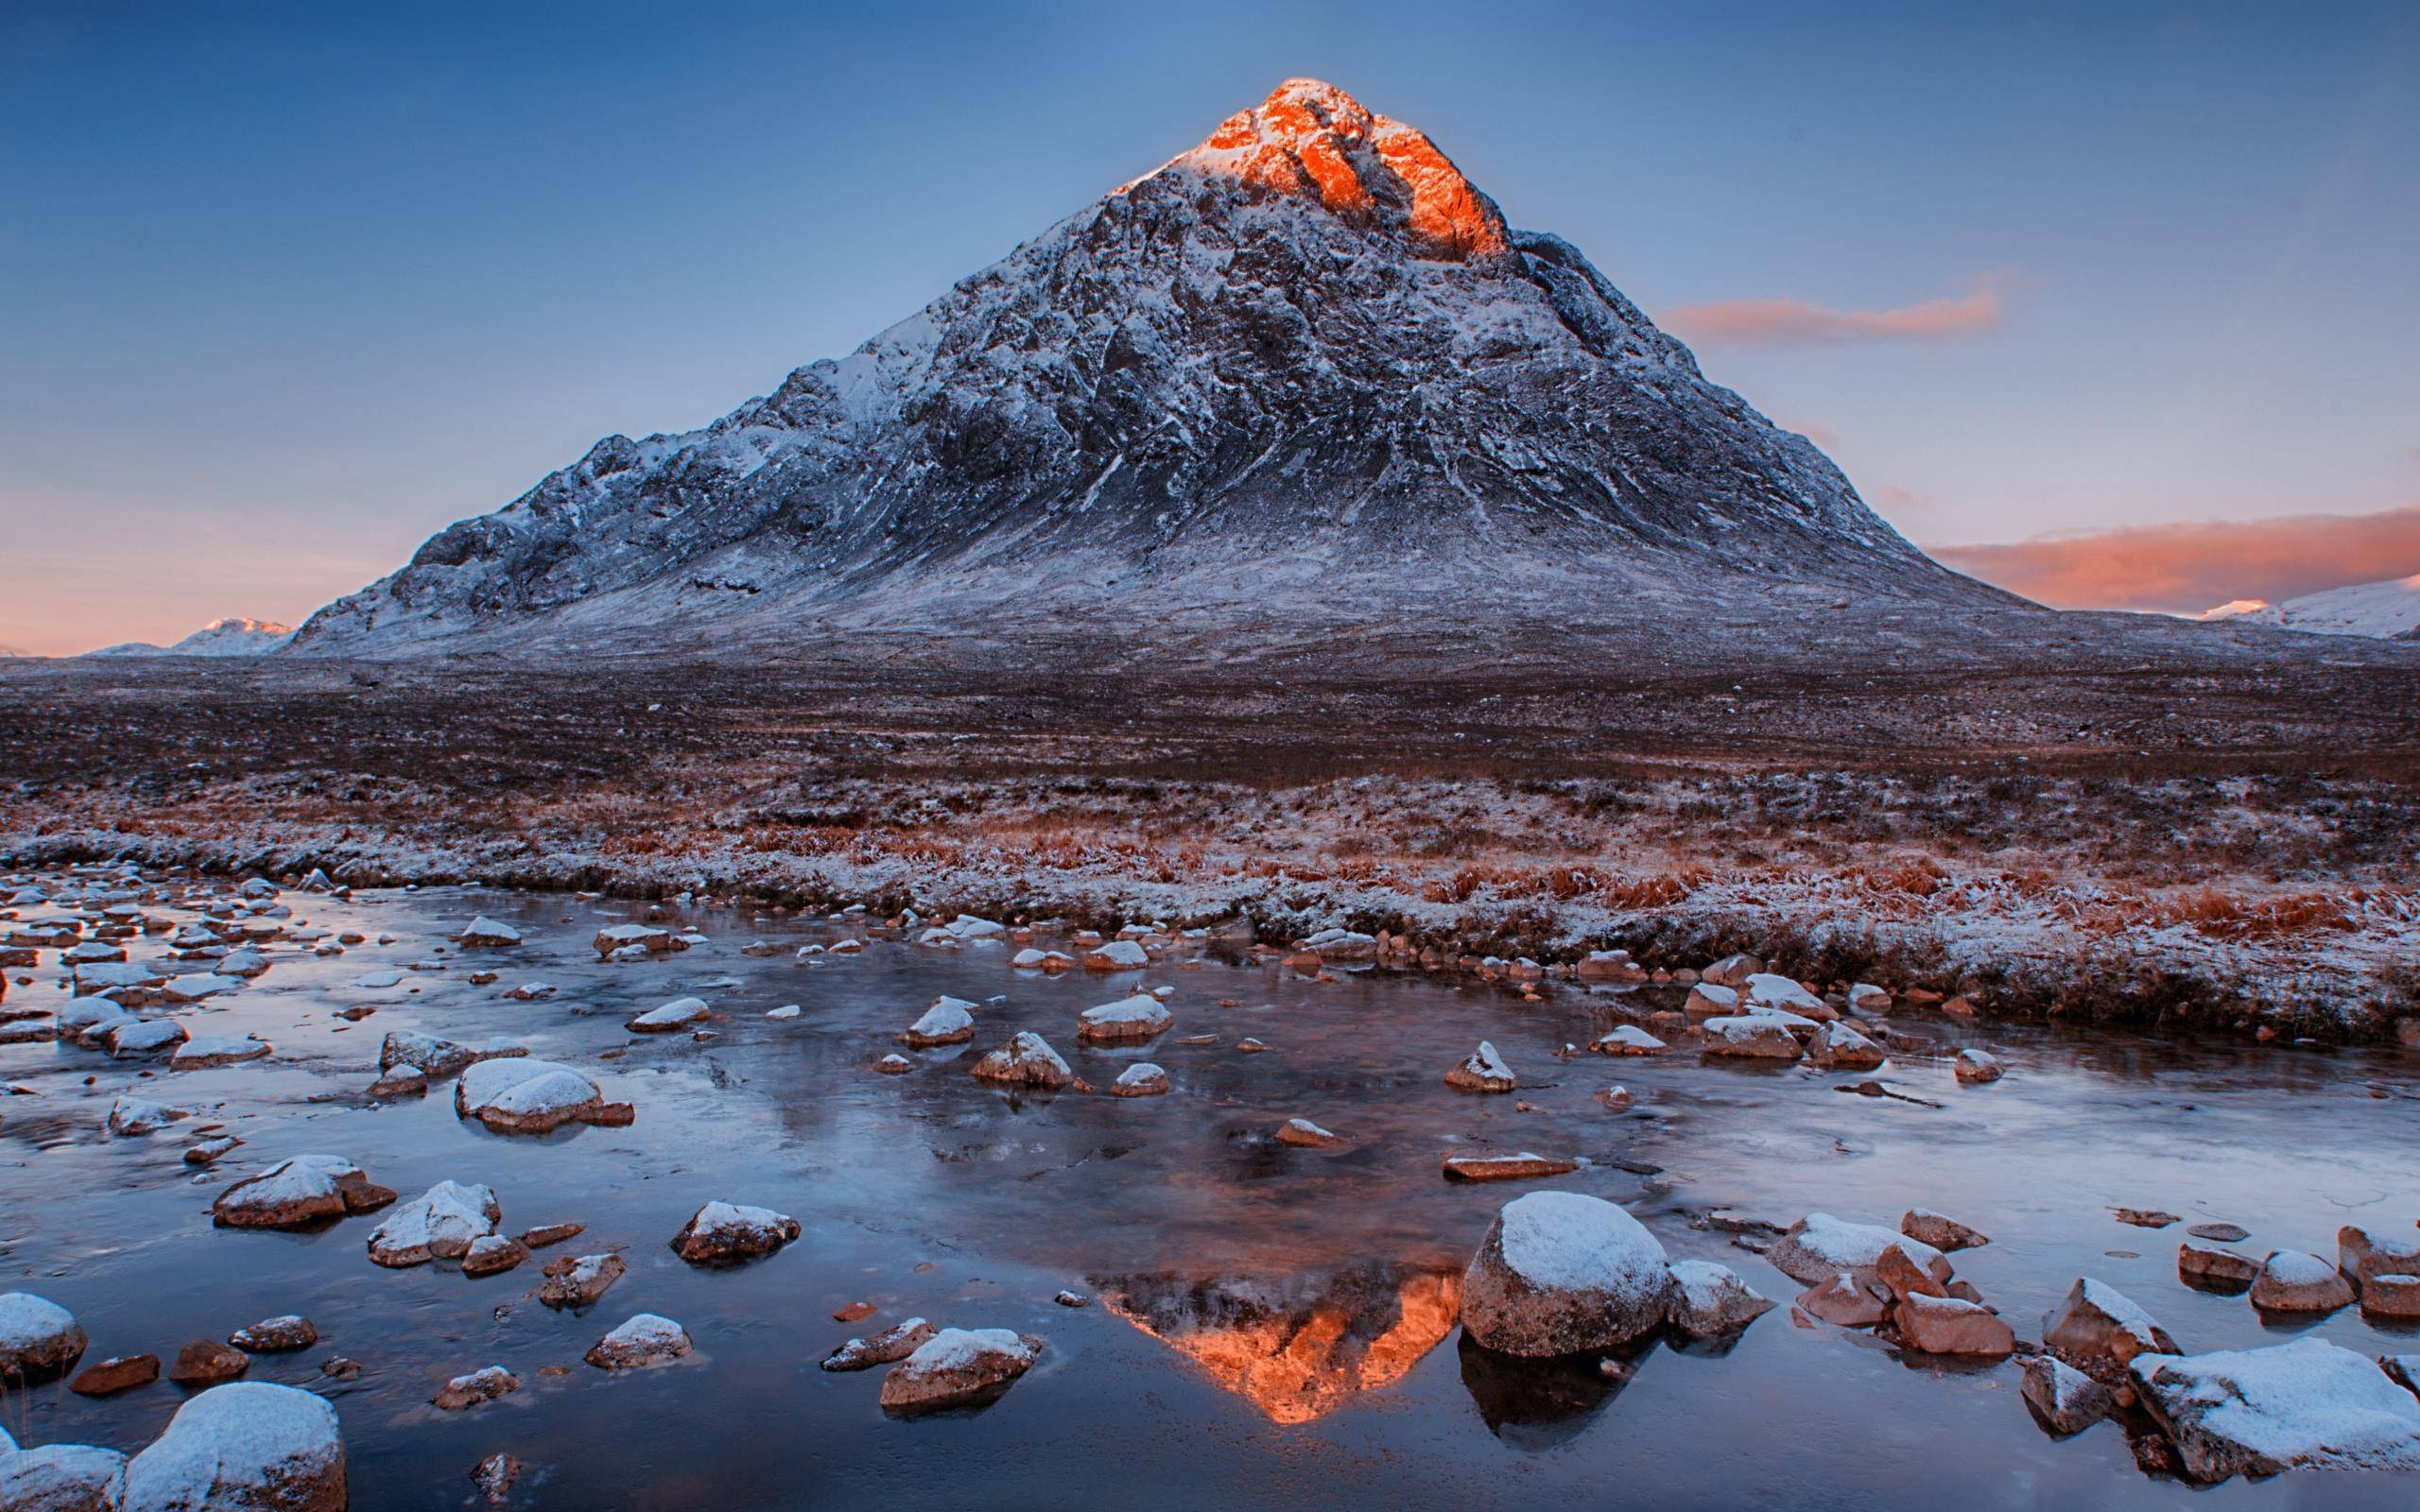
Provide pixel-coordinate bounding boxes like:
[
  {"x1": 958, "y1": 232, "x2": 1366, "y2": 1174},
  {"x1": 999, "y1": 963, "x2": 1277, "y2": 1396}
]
[{"x1": 3, "y1": 881, "x2": 2416, "y2": 1509}]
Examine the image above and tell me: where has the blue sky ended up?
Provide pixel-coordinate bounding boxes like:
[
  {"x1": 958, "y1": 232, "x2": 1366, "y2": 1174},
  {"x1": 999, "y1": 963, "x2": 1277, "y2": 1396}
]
[{"x1": 3, "y1": 1, "x2": 2415, "y2": 652}]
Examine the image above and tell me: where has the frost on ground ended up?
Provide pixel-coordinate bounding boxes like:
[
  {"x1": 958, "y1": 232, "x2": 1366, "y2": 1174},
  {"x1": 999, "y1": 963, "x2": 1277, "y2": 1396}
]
[{"x1": 2, "y1": 649, "x2": 2415, "y2": 1041}]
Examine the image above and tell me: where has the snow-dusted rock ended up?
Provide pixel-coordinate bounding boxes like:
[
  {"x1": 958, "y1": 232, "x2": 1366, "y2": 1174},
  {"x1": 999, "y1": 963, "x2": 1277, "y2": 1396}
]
[
  {"x1": 216, "y1": 947, "x2": 270, "y2": 978},
  {"x1": 538, "y1": 1253, "x2": 626, "y2": 1310},
  {"x1": 2041, "y1": 1277, "x2": 2179, "y2": 1377},
  {"x1": 1796, "y1": 1273, "x2": 1889, "y2": 1328},
  {"x1": 1699, "y1": 1015, "x2": 1802, "y2": 1060},
  {"x1": 1444, "y1": 1040, "x2": 1515, "y2": 1092},
  {"x1": 899, "y1": 996, "x2": 977, "y2": 1046},
  {"x1": 454, "y1": 1057, "x2": 621, "y2": 1133},
  {"x1": 1953, "y1": 1048, "x2": 2003, "y2": 1085},
  {"x1": 1576, "y1": 949, "x2": 1647, "y2": 983},
  {"x1": 1665, "y1": 1259, "x2": 1775, "y2": 1338},
  {"x1": 877, "y1": 1328, "x2": 1041, "y2": 1413},
  {"x1": 0, "y1": 1293, "x2": 87, "y2": 1378},
  {"x1": 171, "y1": 1033, "x2": 270, "y2": 1070},
  {"x1": 367, "y1": 1180, "x2": 501, "y2": 1267},
  {"x1": 460, "y1": 1234, "x2": 529, "y2": 1278},
  {"x1": 2180, "y1": 1241, "x2": 2261, "y2": 1289},
  {"x1": 821, "y1": 1317, "x2": 936, "y2": 1372},
  {"x1": 2131, "y1": 1336, "x2": 2420, "y2": 1480},
  {"x1": 1743, "y1": 972, "x2": 1829, "y2": 1017},
  {"x1": 108, "y1": 1018, "x2": 188, "y2": 1057},
  {"x1": 1441, "y1": 1152, "x2": 1580, "y2": 1182},
  {"x1": 971, "y1": 1031, "x2": 1078, "y2": 1090},
  {"x1": 2251, "y1": 1250, "x2": 2355, "y2": 1314},
  {"x1": 380, "y1": 1029, "x2": 526, "y2": 1078},
  {"x1": 1894, "y1": 1293, "x2": 2014, "y2": 1358},
  {"x1": 107, "y1": 1094, "x2": 192, "y2": 1136},
  {"x1": 229, "y1": 1316, "x2": 319, "y2": 1353},
  {"x1": 121, "y1": 1382, "x2": 344, "y2": 1512},
  {"x1": 71, "y1": 959, "x2": 169, "y2": 997},
  {"x1": 1109, "y1": 1062, "x2": 1169, "y2": 1096},
  {"x1": 1683, "y1": 983, "x2": 1740, "y2": 1017},
  {"x1": 1901, "y1": 1210, "x2": 1989, "y2": 1252},
  {"x1": 1590, "y1": 1024, "x2": 1665, "y2": 1056},
  {"x1": 1275, "y1": 1117, "x2": 1344, "y2": 1148},
  {"x1": 1011, "y1": 947, "x2": 1075, "y2": 971},
  {"x1": 1701, "y1": 953, "x2": 1762, "y2": 988},
  {"x1": 213, "y1": 1155, "x2": 396, "y2": 1229},
  {"x1": 368, "y1": 1063, "x2": 427, "y2": 1099},
  {"x1": 594, "y1": 923, "x2": 673, "y2": 956},
  {"x1": 0, "y1": 1440, "x2": 129, "y2": 1508},
  {"x1": 1077, "y1": 993, "x2": 1171, "y2": 1043},
  {"x1": 585, "y1": 1314, "x2": 691, "y2": 1370},
  {"x1": 1807, "y1": 1020, "x2": 1885, "y2": 1069},
  {"x1": 670, "y1": 1201, "x2": 800, "y2": 1264},
  {"x1": 2340, "y1": 1225, "x2": 2420, "y2": 1285},
  {"x1": 627, "y1": 995, "x2": 710, "y2": 1032},
  {"x1": 1847, "y1": 983, "x2": 1893, "y2": 1014},
  {"x1": 2023, "y1": 1353, "x2": 2114, "y2": 1435},
  {"x1": 432, "y1": 1364, "x2": 519, "y2": 1411},
  {"x1": 1082, "y1": 939, "x2": 1150, "y2": 971},
  {"x1": 1459, "y1": 1191, "x2": 1672, "y2": 1356},
  {"x1": 457, "y1": 917, "x2": 523, "y2": 947},
  {"x1": 1768, "y1": 1214, "x2": 1950, "y2": 1289},
  {"x1": 161, "y1": 972, "x2": 242, "y2": 1004},
  {"x1": 1299, "y1": 928, "x2": 1376, "y2": 959}
]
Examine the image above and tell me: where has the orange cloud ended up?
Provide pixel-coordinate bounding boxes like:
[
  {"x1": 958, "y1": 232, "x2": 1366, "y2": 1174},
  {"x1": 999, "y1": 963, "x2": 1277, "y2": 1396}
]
[
  {"x1": 1932, "y1": 504, "x2": 2420, "y2": 612},
  {"x1": 1667, "y1": 284, "x2": 2003, "y2": 348}
]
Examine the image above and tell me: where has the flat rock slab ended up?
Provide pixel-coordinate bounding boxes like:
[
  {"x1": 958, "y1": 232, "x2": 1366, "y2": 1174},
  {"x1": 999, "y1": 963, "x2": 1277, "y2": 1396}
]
[
  {"x1": 1442, "y1": 1152, "x2": 1580, "y2": 1182},
  {"x1": 2132, "y1": 1337, "x2": 2420, "y2": 1481}
]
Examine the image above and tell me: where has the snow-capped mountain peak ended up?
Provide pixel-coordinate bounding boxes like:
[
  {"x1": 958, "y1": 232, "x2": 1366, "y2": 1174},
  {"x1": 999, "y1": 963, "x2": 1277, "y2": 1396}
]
[
  {"x1": 1132, "y1": 77, "x2": 1512, "y2": 262},
  {"x1": 289, "y1": 77, "x2": 2010, "y2": 657}
]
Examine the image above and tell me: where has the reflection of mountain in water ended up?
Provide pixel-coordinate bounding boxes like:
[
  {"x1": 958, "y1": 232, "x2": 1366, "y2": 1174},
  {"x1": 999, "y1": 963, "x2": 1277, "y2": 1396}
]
[{"x1": 1096, "y1": 1261, "x2": 1462, "y2": 1424}]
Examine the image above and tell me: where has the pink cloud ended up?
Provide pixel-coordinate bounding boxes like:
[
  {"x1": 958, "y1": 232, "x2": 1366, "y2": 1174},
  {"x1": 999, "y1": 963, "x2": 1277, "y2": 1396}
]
[
  {"x1": 1785, "y1": 419, "x2": 1841, "y2": 448},
  {"x1": 1667, "y1": 284, "x2": 2003, "y2": 348},
  {"x1": 1932, "y1": 504, "x2": 2420, "y2": 612}
]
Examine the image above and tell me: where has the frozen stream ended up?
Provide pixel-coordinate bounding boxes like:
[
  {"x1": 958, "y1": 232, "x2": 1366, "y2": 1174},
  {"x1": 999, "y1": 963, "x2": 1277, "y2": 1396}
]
[{"x1": 3, "y1": 878, "x2": 2416, "y2": 1508}]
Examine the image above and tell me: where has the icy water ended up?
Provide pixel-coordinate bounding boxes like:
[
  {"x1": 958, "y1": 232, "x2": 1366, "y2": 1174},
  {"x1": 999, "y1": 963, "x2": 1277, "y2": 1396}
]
[{"x1": 4, "y1": 882, "x2": 2417, "y2": 1509}]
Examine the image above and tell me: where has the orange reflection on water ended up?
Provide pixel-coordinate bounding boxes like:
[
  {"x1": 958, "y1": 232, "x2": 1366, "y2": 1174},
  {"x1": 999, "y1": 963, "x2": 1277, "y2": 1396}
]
[{"x1": 1099, "y1": 1263, "x2": 1463, "y2": 1424}]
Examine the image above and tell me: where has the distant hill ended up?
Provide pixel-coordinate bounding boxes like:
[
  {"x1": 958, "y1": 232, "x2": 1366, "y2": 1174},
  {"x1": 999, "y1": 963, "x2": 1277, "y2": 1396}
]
[
  {"x1": 2197, "y1": 575, "x2": 2420, "y2": 640},
  {"x1": 87, "y1": 616, "x2": 296, "y2": 658}
]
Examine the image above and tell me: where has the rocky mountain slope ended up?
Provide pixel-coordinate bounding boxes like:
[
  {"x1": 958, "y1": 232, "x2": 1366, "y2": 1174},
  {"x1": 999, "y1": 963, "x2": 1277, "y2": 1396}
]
[
  {"x1": 88, "y1": 616, "x2": 295, "y2": 658},
  {"x1": 291, "y1": 78, "x2": 2018, "y2": 659},
  {"x1": 2198, "y1": 575, "x2": 2420, "y2": 640}
]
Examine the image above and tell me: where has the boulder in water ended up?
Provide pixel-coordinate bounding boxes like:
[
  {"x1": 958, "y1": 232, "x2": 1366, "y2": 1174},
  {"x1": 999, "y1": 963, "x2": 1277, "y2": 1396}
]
[
  {"x1": 877, "y1": 1328, "x2": 1041, "y2": 1413},
  {"x1": 121, "y1": 1382, "x2": 346, "y2": 1512},
  {"x1": 1459, "y1": 1191, "x2": 1672, "y2": 1357}
]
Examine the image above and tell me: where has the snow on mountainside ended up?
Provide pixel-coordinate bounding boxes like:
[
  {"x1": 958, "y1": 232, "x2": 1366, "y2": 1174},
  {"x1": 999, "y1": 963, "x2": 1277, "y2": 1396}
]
[
  {"x1": 290, "y1": 78, "x2": 2015, "y2": 657},
  {"x1": 2196, "y1": 576, "x2": 2420, "y2": 640},
  {"x1": 88, "y1": 617, "x2": 296, "y2": 658}
]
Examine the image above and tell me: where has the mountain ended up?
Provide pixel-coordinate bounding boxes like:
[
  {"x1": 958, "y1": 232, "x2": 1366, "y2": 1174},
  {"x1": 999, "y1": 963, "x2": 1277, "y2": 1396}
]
[
  {"x1": 2197, "y1": 575, "x2": 2420, "y2": 640},
  {"x1": 88, "y1": 616, "x2": 296, "y2": 659},
  {"x1": 290, "y1": 78, "x2": 2014, "y2": 658}
]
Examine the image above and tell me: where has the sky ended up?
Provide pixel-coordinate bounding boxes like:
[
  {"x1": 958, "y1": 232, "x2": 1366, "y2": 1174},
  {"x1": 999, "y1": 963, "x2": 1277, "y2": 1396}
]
[{"x1": 3, "y1": 1, "x2": 2417, "y2": 655}]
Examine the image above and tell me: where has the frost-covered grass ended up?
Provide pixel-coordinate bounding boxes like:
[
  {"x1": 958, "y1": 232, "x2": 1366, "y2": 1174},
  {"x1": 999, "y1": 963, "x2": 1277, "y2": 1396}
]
[{"x1": 8, "y1": 763, "x2": 2416, "y2": 1041}]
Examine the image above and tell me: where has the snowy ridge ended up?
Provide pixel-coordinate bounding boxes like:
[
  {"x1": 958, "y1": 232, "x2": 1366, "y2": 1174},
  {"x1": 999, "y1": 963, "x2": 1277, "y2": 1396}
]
[
  {"x1": 87, "y1": 617, "x2": 295, "y2": 659},
  {"x1": 290, "y1": 78, "x2": 2009, "y2": 657},
  {"x1": 2197, "y1": 575, "x2": 2420, "y2": 640}
]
